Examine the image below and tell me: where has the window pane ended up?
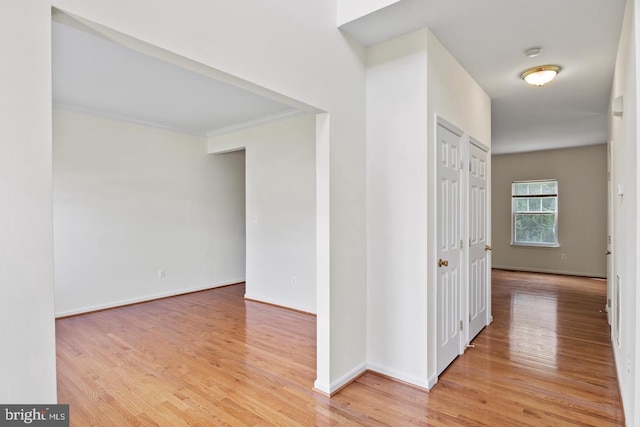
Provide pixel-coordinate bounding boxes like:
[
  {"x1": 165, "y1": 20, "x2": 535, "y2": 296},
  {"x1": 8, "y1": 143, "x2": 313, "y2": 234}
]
[
  {"x1": 528, "y1": 198, "x2": 541, "y2": 211},
  {"x1": 541, "y1": 228, "x2": 556, "y2": 243},
  {"x1": 541, "y1": 181, "x2": 557, "y2": 194},
  {"x1": 515, "y1": 199, "x2": 529, "y2": 212},
  {"x1": 529, "y1": 183, "x2": 542, "y2": 195},
  {"x1": 515, "y1": 213, "x2": 556, "y2": 244},
  {"x1": 514, "y1": 183, "x2": 529, "y2": 195},
  {"x1": 541, "y1": 197, "x2": 556, "y2": 212}
]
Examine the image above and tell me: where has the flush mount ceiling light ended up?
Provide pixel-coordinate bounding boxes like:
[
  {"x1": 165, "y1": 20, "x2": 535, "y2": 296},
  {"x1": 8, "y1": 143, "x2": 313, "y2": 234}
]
[{"x1": 521, "y1": 65, "x2": 561, "y2": 86}]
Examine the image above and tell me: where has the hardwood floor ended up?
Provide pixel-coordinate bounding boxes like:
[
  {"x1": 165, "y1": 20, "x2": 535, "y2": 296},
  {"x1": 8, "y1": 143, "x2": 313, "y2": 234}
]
[{"x1": 56, "y1": 270, "x2": 625, "y2": 426}]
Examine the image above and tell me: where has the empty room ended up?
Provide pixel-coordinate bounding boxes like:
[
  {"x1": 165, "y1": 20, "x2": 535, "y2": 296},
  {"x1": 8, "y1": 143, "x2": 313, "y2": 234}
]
[{"x1": 2, "y1": 0, "x2": 639, "y2": 425}]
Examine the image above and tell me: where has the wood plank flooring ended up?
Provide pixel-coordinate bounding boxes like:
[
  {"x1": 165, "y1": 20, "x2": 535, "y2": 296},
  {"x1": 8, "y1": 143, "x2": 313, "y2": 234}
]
[{"x1": 56, "y1": 270, "x2": 625, "y2": 426}]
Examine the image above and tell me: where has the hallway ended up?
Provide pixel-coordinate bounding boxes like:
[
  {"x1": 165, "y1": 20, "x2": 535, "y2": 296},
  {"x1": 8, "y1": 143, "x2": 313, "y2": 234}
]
[
  {"x1": 56, "y1": 270, "x2": 624, "y2": 425},
  {"x1": 433, "y1": 269, "x2": 623, "y2": 424}
]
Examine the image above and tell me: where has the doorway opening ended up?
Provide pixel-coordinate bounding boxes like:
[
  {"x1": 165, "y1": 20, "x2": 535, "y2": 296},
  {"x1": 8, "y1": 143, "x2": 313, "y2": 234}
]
[{"x1": 51, "y1": 7, "x2": 328, "y2": 389}]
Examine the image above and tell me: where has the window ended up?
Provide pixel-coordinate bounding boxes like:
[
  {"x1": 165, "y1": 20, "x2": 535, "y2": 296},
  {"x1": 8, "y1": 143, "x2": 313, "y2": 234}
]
[{"x1": 511, "y1": 179, "x2": 558, "y2": 247}]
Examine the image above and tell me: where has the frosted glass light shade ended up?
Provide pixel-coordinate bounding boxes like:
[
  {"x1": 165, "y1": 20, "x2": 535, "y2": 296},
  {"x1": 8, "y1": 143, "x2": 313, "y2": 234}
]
[{"x1": 521, "y1": 65, "x2": 561, "y2": 86}]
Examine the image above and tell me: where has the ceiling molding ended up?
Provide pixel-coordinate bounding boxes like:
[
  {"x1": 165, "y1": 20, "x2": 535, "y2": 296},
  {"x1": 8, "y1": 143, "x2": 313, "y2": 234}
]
[
  {"x1": 53, "y1": 103, "x2": 208, "y2": 138},
  {"x1": 206, "y1": 109, "x2": 308, "y2": 138}
]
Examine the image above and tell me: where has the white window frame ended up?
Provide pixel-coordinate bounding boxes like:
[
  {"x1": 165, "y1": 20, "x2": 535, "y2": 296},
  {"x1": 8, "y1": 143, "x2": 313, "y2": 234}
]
[{"x1": 511, "y1": 179, "x2": 559, "y2": 247}]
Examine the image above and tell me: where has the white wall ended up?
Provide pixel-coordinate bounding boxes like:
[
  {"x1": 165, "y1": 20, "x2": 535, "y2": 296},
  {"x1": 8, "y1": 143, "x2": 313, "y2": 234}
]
[
  {"x1": 209, "y1": 115, "x2": 316, "y2": 314},
  {"x1": 0, "y1": 0, "x2": 369, "y2": 397},
  {"x1": 53, "y1": 109, "x2": 246, "y2": 316},
  {"x1": 0, "y1": 0, "x2": 57, "y2": 403},
  {"x1": 426, "y1": 29, "x2": 491, "y2": 383},
  {"x1": 366, "y1": 30, "x2": 430, "y2": 388},
  {"x1": 7, "y1": 0, "x2": 499, "y2": 402},
  {"x1": 366, "y1": 28, "x2": 490, "y2": 389},
  {"x1": 609, "y1": 0, "x2": 639, "y2": 424}
]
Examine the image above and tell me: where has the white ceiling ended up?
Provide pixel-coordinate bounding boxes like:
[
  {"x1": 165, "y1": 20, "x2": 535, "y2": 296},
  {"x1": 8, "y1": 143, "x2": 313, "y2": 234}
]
[
  {"x1": 340, "y1": 0, "x2": 627, "y2": 154},
  {"x1": 53, "y1": 1, "x2": 627, "y2": 153},
  {"x1": 52, "y1": 21, "x2": 302, "y2": 137}
]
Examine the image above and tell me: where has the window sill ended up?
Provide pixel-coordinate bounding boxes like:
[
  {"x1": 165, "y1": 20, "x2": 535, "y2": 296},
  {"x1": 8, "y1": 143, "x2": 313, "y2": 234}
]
[{"x1": 511, "y1": 243, "x2": 560, "y2": 248}]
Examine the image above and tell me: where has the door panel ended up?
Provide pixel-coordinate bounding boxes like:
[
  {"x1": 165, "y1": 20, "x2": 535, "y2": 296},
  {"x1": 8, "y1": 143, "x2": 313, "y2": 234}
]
[
  {"x1": 437, "y1": 123, "x2": 462, "y2": 375},
  {"x1": 468, "y1": 143, "x2": 489, "y2": 340}
]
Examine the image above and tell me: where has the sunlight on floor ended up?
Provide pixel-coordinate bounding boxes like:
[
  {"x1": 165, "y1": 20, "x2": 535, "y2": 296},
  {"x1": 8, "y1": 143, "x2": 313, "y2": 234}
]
[{"x1": 509, "y1": 291, "x2": 558, "y2": 368}]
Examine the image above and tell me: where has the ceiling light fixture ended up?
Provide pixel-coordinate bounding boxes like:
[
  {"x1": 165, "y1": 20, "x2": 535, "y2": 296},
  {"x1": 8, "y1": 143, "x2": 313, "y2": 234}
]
[{"x1": 521, "y1": 65, "x2": 561, "y2": 87}]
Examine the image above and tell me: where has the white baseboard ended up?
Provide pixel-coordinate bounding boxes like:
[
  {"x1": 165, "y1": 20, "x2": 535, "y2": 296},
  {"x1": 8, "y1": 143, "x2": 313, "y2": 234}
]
[
  {"x1": 243, "y1": 293, "x2": 316, "y2": 315},
  {"x1": 316, "y1": 363, "x2": 436, "y2": 395},
  {"x1": 492, "y1": 265, "x2": 606, "y2": 279},
  {"x1": 313, "y1": 379, "x2": 331, "y2": 395},
  {"x1": 55, "y1": 279, "x2": 245, "y2": 318},
  {"x1": 428, "y1": 374, "x2": 438, "y2": 389},
  {"x1": 328, "y1": 362, "x2": 368, "y2": 394},
  {"x1": 367, "y1": 363, "x2": 432, "y2": 390}
]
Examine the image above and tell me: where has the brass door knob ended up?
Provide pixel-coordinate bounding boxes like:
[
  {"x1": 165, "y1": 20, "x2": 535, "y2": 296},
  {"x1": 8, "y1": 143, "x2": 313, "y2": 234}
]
[
  {"x1": 485, "y1": 245, "x2": 492, "y2": 251},
  {"x1": 438, "y1": 259, "x2": 449, "y2": 267}
]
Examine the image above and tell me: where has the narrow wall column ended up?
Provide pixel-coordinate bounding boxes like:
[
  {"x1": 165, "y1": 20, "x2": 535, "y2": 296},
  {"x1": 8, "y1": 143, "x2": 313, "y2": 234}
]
[{"x1": 0, "y1": 1, "x2": 57, "y2": 403}]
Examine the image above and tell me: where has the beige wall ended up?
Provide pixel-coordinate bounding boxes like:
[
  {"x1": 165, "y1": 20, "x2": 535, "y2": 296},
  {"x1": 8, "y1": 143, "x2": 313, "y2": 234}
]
[{"x1": 492, "y1": 144, "x2": 607, "y2": 277}]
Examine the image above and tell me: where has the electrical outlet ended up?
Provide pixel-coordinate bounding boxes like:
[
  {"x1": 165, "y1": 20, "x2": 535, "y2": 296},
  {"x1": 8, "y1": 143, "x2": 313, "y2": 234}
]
[
  {"x1": 561, "y1": 253, "x2": 567, "y2": 260},
  {"x1": 158, "y1": 269, "x2": 166, "y2": 279},
  {"x1": 291, "y1": 276, "x2": 297, "y2": 286}
]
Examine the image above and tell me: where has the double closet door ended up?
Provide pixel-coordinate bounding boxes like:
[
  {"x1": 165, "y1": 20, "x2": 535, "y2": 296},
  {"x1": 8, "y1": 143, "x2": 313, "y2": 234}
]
[{"x1": 436, "y1": 120, "x2": 490, "y2": 376}]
